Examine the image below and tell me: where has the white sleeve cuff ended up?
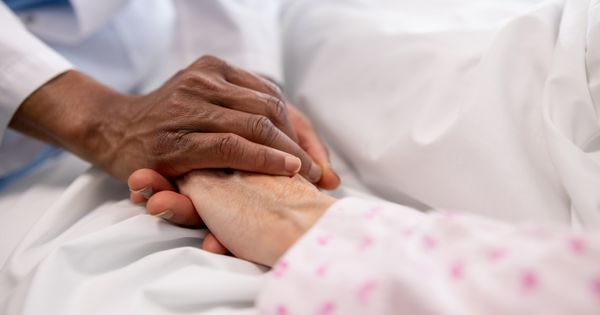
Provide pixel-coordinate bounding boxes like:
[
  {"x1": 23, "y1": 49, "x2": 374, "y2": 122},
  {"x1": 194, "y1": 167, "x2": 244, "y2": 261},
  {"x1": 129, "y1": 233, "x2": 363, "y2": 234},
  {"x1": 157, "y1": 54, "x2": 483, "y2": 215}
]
[
  {"x1": 0, "y1": 2, "x2": 73, "y2": 142},
  {"x1": 0, "y1": 51, "x2": 73, "y2": 142}
]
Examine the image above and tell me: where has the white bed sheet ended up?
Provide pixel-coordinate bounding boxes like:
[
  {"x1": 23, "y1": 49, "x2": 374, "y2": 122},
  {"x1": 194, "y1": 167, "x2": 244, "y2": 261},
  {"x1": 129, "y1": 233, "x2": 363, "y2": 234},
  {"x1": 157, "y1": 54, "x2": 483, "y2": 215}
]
[
  {"x1": 2, "y1": 0, "x2": 600, "y2": 314},
  {"x1": 0, "y1": 154, "x2": 266, "y2": 315},
  {"x1": 282, "y1": 0, "x2": 600, "y2": 227}
]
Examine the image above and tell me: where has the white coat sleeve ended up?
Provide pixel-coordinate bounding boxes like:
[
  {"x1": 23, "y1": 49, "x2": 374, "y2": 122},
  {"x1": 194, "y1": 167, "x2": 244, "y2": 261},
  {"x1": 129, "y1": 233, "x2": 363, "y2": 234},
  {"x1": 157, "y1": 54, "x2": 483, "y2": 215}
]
[
  {"x1": 0, "y1": 2, "x2": 72, "y2": 141},
  {"x1": 171, "y1": 0, "x2": 283, "y2": 83},
  {"x1": 257, "y1": 198, "x2": 600, "y2": 315}
]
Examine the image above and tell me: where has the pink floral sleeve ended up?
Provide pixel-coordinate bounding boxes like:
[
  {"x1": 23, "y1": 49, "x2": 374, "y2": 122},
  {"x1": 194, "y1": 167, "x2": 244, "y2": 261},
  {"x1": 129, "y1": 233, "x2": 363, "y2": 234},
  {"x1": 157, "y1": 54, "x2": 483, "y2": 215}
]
[{"x1": 257, "y1": 198, "x2": 600, "y2": 315}]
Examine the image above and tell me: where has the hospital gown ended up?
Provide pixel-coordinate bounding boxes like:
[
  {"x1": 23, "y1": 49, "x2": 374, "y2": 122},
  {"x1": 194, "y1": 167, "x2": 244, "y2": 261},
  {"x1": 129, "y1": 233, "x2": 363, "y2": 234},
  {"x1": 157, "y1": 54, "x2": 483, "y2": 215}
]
[{"x1": 258, "y1": 198, "x2": 600, "y2": 315}]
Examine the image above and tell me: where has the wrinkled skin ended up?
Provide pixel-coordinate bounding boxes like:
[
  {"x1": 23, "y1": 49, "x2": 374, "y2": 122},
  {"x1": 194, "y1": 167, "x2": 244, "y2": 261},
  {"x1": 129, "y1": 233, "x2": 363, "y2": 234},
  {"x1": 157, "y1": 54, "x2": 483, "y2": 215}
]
[
  {"x1": 12, "y1": 55, "x2": 340, "y2": 187},
  {"x1": 129, "y1": 168, "x2": 335, "y2": 266}
]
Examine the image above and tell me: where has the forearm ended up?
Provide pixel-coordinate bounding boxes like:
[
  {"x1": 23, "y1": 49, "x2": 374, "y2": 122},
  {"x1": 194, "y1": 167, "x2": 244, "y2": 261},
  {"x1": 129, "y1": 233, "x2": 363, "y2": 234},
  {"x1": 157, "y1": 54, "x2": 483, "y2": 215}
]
[{"x1": 8, "y1": 70, "x2": 125, "y2": 168}]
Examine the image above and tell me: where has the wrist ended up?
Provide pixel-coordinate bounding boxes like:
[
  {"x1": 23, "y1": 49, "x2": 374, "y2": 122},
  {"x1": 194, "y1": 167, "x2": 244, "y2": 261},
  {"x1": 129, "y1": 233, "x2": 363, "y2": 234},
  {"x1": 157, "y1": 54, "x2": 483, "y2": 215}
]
[
  {"x1": 10, "y1": 71, "x2": 126, "y2": 166},
  {"x1": 264, "y1": 194, "x2": 336, "y2": 266}
]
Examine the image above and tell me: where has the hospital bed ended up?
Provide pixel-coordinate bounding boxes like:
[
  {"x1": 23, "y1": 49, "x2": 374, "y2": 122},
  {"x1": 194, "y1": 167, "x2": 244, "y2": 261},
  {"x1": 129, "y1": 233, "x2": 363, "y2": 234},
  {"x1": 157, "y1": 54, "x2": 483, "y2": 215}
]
[{"x1": 1, "y1": 0, "x2": 599, "y2": 313}]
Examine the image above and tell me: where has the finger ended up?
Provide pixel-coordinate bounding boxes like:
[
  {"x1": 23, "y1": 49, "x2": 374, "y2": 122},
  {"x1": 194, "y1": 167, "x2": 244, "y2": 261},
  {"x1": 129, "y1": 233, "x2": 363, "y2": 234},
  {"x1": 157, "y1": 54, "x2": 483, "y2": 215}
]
[
  {"x1": 186, "y1": 55, "x2": 283, "y2": 102},
  {"x1": 130, "y1": 191, "x2": 148, "y2": 205},
  {"x1": 220, "y1": 67, "x2": 301, "y2": 141},
  {"x1": 317, "y1": 165, "x2": 341, "y2": 190},
  {"x1": 218, "y1": 108, "x2": 321, "y2": 182},
  {"x1": 202, "y1": 232, "x2": 229, "y2": 255},
  {"x1": 189, "y1": 55, "x2": 283, "y2": 103},
  {"x1": 288, "y1": 106, "x2": 341, "y2": 190},
  {"x1": 175, "y1": 132, "x2": 304, "y2": 177},
  {"x1": 193, "y1": 109, "x2": 322, "y2": 183},
  {"x1": 217, "y1": 85, "x2": 298, "y2": 142},
  {"x1": 223, "y1": 65, "x2": 283, "y2": 100},
  {"x1": 300, "y1": 135, "x2": 340, "y2": 190},
  {"x1": 146, "y1": 190, "x2": 203, "y2": 227},
  {"x1": 128, "y1": 168, "x2": 176, "y2": 204}
]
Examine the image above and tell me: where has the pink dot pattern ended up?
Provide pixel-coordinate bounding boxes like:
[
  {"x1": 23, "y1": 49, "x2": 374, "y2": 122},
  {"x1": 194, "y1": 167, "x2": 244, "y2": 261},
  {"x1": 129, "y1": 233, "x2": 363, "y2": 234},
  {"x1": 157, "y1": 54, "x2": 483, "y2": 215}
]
[
  {"x1": 317, "y1": 234, "x2": 332, "y2": 246},
  {"x1": 260, "y1": 200, "x2": 600, "y2": 315},
  {"x1": 449, "y1": 261, "x2": 465, "y2": 280},
  {"x1": 568, "y1": 237, "x2": 586, "y2": 255},
  {"x1": 521, "y1": 270, "x2": 539, "y2": 291},
  {"x1": 315, "y1": 264, "x2": 328, "y2": 277},
  {"x1": 358, "y1": 235, "x2": 374, "y2": 251},
  {"x1": 273, "y1": 260, "x2": 289, "y2": 278},
  {"x1": 421, "y1": 234, "x2": 437, "y2": 250},
  {"x1": 356, "y1": 280, "x2": 378, "y2": 303},
  {"x1": 487, "y1": 248, "x2": 507, "y2": 262},
  {"x1": 276, "y1": 305, "x2": 288, "y2": 315},
  {"x1": 592, "y1": 277, "x2": 600, "y2": 301},
  {"x1": 318, "y1": 302, "x2": 335, "y2": 315}
]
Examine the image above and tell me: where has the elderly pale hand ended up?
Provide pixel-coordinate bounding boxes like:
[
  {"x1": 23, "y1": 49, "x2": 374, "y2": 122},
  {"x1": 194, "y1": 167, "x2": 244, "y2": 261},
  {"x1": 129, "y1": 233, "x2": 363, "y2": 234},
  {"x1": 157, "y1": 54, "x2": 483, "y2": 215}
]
[
  {"x1": 10, "y1": 55, "x2": 340, "y2": 187},
  {"x1": 128, "y1": 168, "x2": 335, "y2": 265},
  {"x1": 180, "y1": 169, "x2": 335, "y2": 266}
]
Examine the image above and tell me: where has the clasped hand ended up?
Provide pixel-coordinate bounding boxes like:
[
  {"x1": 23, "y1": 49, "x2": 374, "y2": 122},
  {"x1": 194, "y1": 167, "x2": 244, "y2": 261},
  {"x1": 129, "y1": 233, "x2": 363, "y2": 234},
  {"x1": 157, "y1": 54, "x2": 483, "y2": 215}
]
[
  {"x1": 129, "y1": 168, "x2": 336, "y2": 267},
  {"x1": 11, "y1": 55, "x2": 340, "y2": 189},
  {"x1": 94, "y1": 55, "x2": 339, "y2": 188}
]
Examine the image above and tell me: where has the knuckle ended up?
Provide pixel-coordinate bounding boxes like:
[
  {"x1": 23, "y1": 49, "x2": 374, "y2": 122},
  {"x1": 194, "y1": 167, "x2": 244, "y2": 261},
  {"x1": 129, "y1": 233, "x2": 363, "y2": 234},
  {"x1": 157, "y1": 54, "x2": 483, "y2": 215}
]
[
  {"x1": 149, "y1": 132, "x2": 179, "y2": 170},
  {"x1": 262, "y1": 78, "x2": 283, "y2": 97},
  {"x1": 271, "y1": 84, "x2": 283, "y2": 97},
  {"x1": 150, "y1": 130, "x2": 172, "y2": 154},
  {"x1": 198, "y1": 54, "x2": 219, "y2": 64},
  {"x1": 167, "y1": 88, "x2": 187, "y2": 104},
  {"x1": 164, "y1": 90, "x2": 191, "y2": 116},
  {"x1": 177, "y1": 71, "x2": 200, "y2": 86},
  {"x1": 266, "y1": 96, "x2": 288, "y2": 125},
  {"x1": 164, "y1": 90, "x2": 212, "y2": 126},
  {"x1": 214, "y1": 134, "x2": 241, "y2": 162},
  {"x1": 172, "y1": 69, "x2": 187, "y2": 81},
  {"x1": 151, "y1": 131, "x2": 187, "y2": 156},
  {"x1": 195, "y1": 55, "x2": 228, "y2": 71},
  {"x1": 178, "y1": 71, "x2": 222, "y2": 92},
  {"x1": 249, "y1": 116, "x2": 278, "y2": 144},
  {"x1": 254, "y1": 147, "x2": 271, "y2": 169}
]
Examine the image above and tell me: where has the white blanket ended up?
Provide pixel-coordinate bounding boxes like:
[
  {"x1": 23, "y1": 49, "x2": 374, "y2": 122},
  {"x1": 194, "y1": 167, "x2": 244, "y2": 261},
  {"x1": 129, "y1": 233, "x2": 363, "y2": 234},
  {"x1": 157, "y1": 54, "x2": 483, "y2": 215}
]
[
  {"x1": 0, "y1": 155, "x2": 266, "y2": 315},
  {"x1": 283, "y1": 0, "x2": 600, "y2": 227},
  {"x1": 2, "y1": 0, "x2": 599, "y2": 314}
]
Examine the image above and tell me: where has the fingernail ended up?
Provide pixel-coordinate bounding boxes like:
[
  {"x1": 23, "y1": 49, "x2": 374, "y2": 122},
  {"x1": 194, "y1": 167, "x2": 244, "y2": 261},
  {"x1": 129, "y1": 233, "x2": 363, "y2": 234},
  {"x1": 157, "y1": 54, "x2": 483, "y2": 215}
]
[
  {"x1": 284, "y1": 155, "x2": 302, "y2": 173},
  {"x1": 308, "y1": 162, "x2": 322, "y2": 182},
  {"x1": 154, "y1": 209, "x2": 174, "y2": 220},
  {"x1": 129, "y1": 186, "x2": 153, "y2": 199},
  {"x1": 333, "y1": 170, "x2": 341, "y2": 183}
]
